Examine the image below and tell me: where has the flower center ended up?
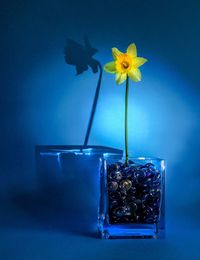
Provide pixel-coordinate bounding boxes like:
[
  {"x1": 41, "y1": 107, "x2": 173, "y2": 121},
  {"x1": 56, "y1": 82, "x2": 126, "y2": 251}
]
[
  {"x1": 115, "y1": 54, "x2": 133, "y2": 73},
  {"x1": 122, "y1": 61, "x2": 129, "y2": 69}
]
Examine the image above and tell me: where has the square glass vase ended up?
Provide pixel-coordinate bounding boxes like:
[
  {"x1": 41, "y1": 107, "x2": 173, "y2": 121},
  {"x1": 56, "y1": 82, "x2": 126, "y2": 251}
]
[{"x1": 98, "y1": 154, "x2": 165, "y2": 239}]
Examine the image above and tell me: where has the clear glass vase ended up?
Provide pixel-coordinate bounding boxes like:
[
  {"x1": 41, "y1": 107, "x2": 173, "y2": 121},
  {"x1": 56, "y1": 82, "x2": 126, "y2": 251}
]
[{"x1": 98, "y1": 154, "x2": 165, "y2": 239}]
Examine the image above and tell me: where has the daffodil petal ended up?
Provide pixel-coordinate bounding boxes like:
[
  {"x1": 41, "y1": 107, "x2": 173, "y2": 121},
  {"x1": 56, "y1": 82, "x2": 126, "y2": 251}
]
[
  {"x1": 116, "y1": 72, "x2": 127, "y2": 84},
  {"x1": 104, "y1": 61, "x2": 116, "y2": 74},
  {"x1": 112, "y1": 47, "x2": 123, "y2": 60},
  {"x1": 133, "y1": 57, "x2": 147, "y2": 67},
  {"x1": 127, "y1": 43, "x2": 137, "y2": 57},
  {"x1": 128, "y1": 68, "x2": 141, "y2": 82}
]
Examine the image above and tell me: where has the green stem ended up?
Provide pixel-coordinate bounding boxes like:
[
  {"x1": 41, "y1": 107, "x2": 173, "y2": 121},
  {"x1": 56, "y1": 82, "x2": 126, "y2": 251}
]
[{"x1": 125, "y1": 76, "x2": 129, "y2": 165}]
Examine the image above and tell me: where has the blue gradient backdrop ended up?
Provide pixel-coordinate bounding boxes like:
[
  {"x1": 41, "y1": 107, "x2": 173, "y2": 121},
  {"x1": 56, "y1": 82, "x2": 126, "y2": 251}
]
[{"x1": 0, "y1": 0, "x2": 200, "y2": 259}]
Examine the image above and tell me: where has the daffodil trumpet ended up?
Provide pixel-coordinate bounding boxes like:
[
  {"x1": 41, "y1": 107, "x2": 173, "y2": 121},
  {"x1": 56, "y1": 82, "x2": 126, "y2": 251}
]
[{"x1": 104, "y1": 43, "x2": 147, "y2": 164}]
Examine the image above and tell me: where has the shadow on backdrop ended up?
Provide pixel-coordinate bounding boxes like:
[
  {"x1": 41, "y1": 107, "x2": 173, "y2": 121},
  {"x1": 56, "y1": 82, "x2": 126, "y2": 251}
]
[
  {"x1": 8, "y1": 37, "x2": 107, "y2": 238},
  {"x1": 64, "y1": 37, "x2": 103, "y2": 146}
]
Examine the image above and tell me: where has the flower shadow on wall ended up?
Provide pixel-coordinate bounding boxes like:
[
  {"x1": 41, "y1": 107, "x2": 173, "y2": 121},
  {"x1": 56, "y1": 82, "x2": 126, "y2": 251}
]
[
  {"x1": 64, "y1": 37, "x2": 102, "y2": 146},
  {"x1": 8, "y1": 38, "x2": 104, "y2": 239}
]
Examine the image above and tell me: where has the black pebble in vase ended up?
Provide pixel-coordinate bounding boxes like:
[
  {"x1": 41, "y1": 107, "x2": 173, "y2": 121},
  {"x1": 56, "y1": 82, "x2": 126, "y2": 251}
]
[{"x1": 98, "y1": 155, "x2": 165, "y2": 239}]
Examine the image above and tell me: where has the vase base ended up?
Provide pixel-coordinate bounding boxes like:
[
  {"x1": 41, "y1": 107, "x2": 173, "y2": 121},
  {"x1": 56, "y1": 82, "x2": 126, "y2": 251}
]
[{"x1": 98, "y1": 223, "x2": 164, "y2": 239}]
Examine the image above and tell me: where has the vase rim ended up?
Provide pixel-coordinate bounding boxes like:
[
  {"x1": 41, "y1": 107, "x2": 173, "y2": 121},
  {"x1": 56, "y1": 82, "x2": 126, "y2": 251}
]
[{"x1": 103, "y1": 153, "x2": 165, "y2": 162}]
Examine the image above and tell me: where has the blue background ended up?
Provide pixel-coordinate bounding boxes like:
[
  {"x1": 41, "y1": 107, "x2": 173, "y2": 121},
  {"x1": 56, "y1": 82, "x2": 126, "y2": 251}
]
[{"x1": 1, "y1": 0, "x2": 200, "y2": 259}]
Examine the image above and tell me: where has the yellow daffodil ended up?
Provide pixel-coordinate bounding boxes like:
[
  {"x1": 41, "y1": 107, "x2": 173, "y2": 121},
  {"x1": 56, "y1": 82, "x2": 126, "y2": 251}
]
[{"x1": 104, "y1": 43, "x2": 147, "y2": 84}]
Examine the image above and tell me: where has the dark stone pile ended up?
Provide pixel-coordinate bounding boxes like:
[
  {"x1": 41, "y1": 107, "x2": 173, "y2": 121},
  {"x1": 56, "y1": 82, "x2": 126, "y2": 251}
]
[{"x1": 107, "y1": 161, "x2": 161, "y2": 224}]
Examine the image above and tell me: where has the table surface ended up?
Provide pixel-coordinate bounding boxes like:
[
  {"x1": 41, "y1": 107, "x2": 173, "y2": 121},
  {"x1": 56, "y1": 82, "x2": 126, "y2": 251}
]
[
  {"x1": 0, "y1": 198, "x2": 200, "y2": 260},
  {"x1": 1, "y1": 150, "x2": 200, "y2": 260}
]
